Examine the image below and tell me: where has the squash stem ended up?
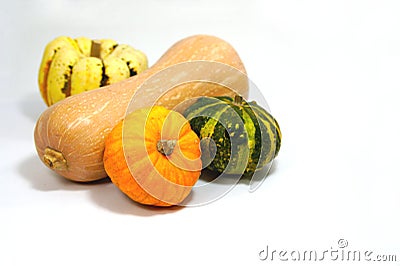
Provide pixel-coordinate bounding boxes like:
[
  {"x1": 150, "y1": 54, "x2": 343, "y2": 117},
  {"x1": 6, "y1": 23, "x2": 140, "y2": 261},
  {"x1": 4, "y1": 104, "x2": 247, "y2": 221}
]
[
  {"x1": 234, "y1": 95, "x2": 243, "y2": 105},
  {"x1": 43, "y1": 147, "x2": 67, "y2": 170},
  {"x1": 157, "y1": 140, "x2": 177, "y2": 156},
  {"x1": 90, "y1": 40, "x2": 101, "y2": 58}
]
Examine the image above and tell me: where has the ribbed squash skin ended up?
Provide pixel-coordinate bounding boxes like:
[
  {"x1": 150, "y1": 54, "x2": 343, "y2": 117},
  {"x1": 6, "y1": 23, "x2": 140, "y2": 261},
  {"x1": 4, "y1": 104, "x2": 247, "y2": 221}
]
[
  {"x1": 184, "y1": 96, "x2": 281, "y2": 177},
  {"x1": 103, "y1": 106, "x2": 202, "y2": 206},
  {"x1": 38, "y1": 36, "x2": 148, "y2": 106}
]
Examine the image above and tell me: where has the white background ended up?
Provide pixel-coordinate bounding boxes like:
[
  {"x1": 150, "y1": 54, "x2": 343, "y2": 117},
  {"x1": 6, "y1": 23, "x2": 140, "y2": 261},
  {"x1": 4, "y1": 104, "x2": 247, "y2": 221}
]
[{"x1": 1, "y1": 0, "x2": 399, "y2": 265}]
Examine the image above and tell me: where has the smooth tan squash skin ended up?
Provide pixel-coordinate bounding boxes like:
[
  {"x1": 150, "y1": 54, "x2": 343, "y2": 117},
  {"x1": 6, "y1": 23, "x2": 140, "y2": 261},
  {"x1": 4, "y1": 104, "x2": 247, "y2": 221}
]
[{"x1": 34, "y1": 35, "x2": 249, "y2": 182}]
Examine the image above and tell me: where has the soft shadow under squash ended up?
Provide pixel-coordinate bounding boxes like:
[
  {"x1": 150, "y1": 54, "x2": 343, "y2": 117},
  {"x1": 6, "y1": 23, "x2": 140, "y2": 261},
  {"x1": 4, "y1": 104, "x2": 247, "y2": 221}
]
[
  {"x1": 88, "y1": 181, "x2": 185, "y2": 216},
  {"x1": 19, "y1": 155, "x2": 184, "y2": 216}
]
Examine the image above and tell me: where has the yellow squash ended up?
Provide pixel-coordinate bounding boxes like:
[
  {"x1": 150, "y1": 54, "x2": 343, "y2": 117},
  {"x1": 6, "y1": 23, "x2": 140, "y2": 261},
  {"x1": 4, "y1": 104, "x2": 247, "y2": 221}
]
[{"x1": 38, "y1": 36, "x2": 148, "y2": 106}]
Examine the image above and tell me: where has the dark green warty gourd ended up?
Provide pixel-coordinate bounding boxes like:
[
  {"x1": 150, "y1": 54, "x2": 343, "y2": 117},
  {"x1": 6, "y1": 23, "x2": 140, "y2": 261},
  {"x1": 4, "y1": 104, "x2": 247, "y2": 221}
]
[{"x1": 184, "y1": 95, "x2": 281, "y2": 177}]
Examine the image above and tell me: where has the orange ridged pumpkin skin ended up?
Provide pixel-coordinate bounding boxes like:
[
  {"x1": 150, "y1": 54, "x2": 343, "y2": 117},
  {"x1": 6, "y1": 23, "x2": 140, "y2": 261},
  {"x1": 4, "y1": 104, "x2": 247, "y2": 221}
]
[{"x1": 103, "y1": 106, "x2": 202, "y2": 207}]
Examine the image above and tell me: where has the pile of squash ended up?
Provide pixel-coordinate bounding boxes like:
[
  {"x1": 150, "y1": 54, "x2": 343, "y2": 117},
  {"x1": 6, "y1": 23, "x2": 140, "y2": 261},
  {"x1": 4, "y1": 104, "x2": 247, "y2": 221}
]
[{"x1": 34, "y1": 34, "x2": 281, "y2": 207}]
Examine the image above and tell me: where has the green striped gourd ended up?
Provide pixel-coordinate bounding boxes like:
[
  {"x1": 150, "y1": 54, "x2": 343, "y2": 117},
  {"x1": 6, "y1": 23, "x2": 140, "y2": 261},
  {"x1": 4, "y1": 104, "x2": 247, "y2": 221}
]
[{"x1": 184, "y1": 95, "x2": 281, "y2": 177}]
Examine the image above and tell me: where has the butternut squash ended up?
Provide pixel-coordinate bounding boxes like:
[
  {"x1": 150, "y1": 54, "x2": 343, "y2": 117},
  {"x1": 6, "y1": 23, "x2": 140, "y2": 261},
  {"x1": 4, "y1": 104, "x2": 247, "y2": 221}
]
[{"x1": 34, "y1": 34, "x2": 249, "y2": 182}]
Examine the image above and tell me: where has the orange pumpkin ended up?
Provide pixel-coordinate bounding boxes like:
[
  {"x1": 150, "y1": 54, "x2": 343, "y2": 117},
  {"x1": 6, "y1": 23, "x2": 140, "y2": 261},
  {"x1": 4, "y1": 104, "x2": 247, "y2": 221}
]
[{"x1": 103, "y1": 106, "x2": 202, "y2": 207}]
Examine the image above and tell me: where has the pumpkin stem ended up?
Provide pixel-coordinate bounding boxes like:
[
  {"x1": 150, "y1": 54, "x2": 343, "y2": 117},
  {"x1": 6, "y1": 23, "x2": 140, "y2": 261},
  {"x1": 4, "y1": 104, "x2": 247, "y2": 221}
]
[
  {"x1": 234, "y1": 95, "x2": 243, "y2": 105},
  {"x1": 90, "y1": 40, "x2": 101, "y2": 58},
  {"x1": 157, "y1": 139, "x2": 177, "y2": 156},
  {"x1": 43, "y1": 147, "x2": 67, "y2": 170}
]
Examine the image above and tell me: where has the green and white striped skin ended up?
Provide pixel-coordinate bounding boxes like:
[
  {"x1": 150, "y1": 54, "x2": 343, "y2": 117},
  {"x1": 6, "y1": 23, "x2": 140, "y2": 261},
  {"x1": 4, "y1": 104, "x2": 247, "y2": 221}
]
[{"x1": 184, "y1": 95, "x2": 281, "y2": 177}]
